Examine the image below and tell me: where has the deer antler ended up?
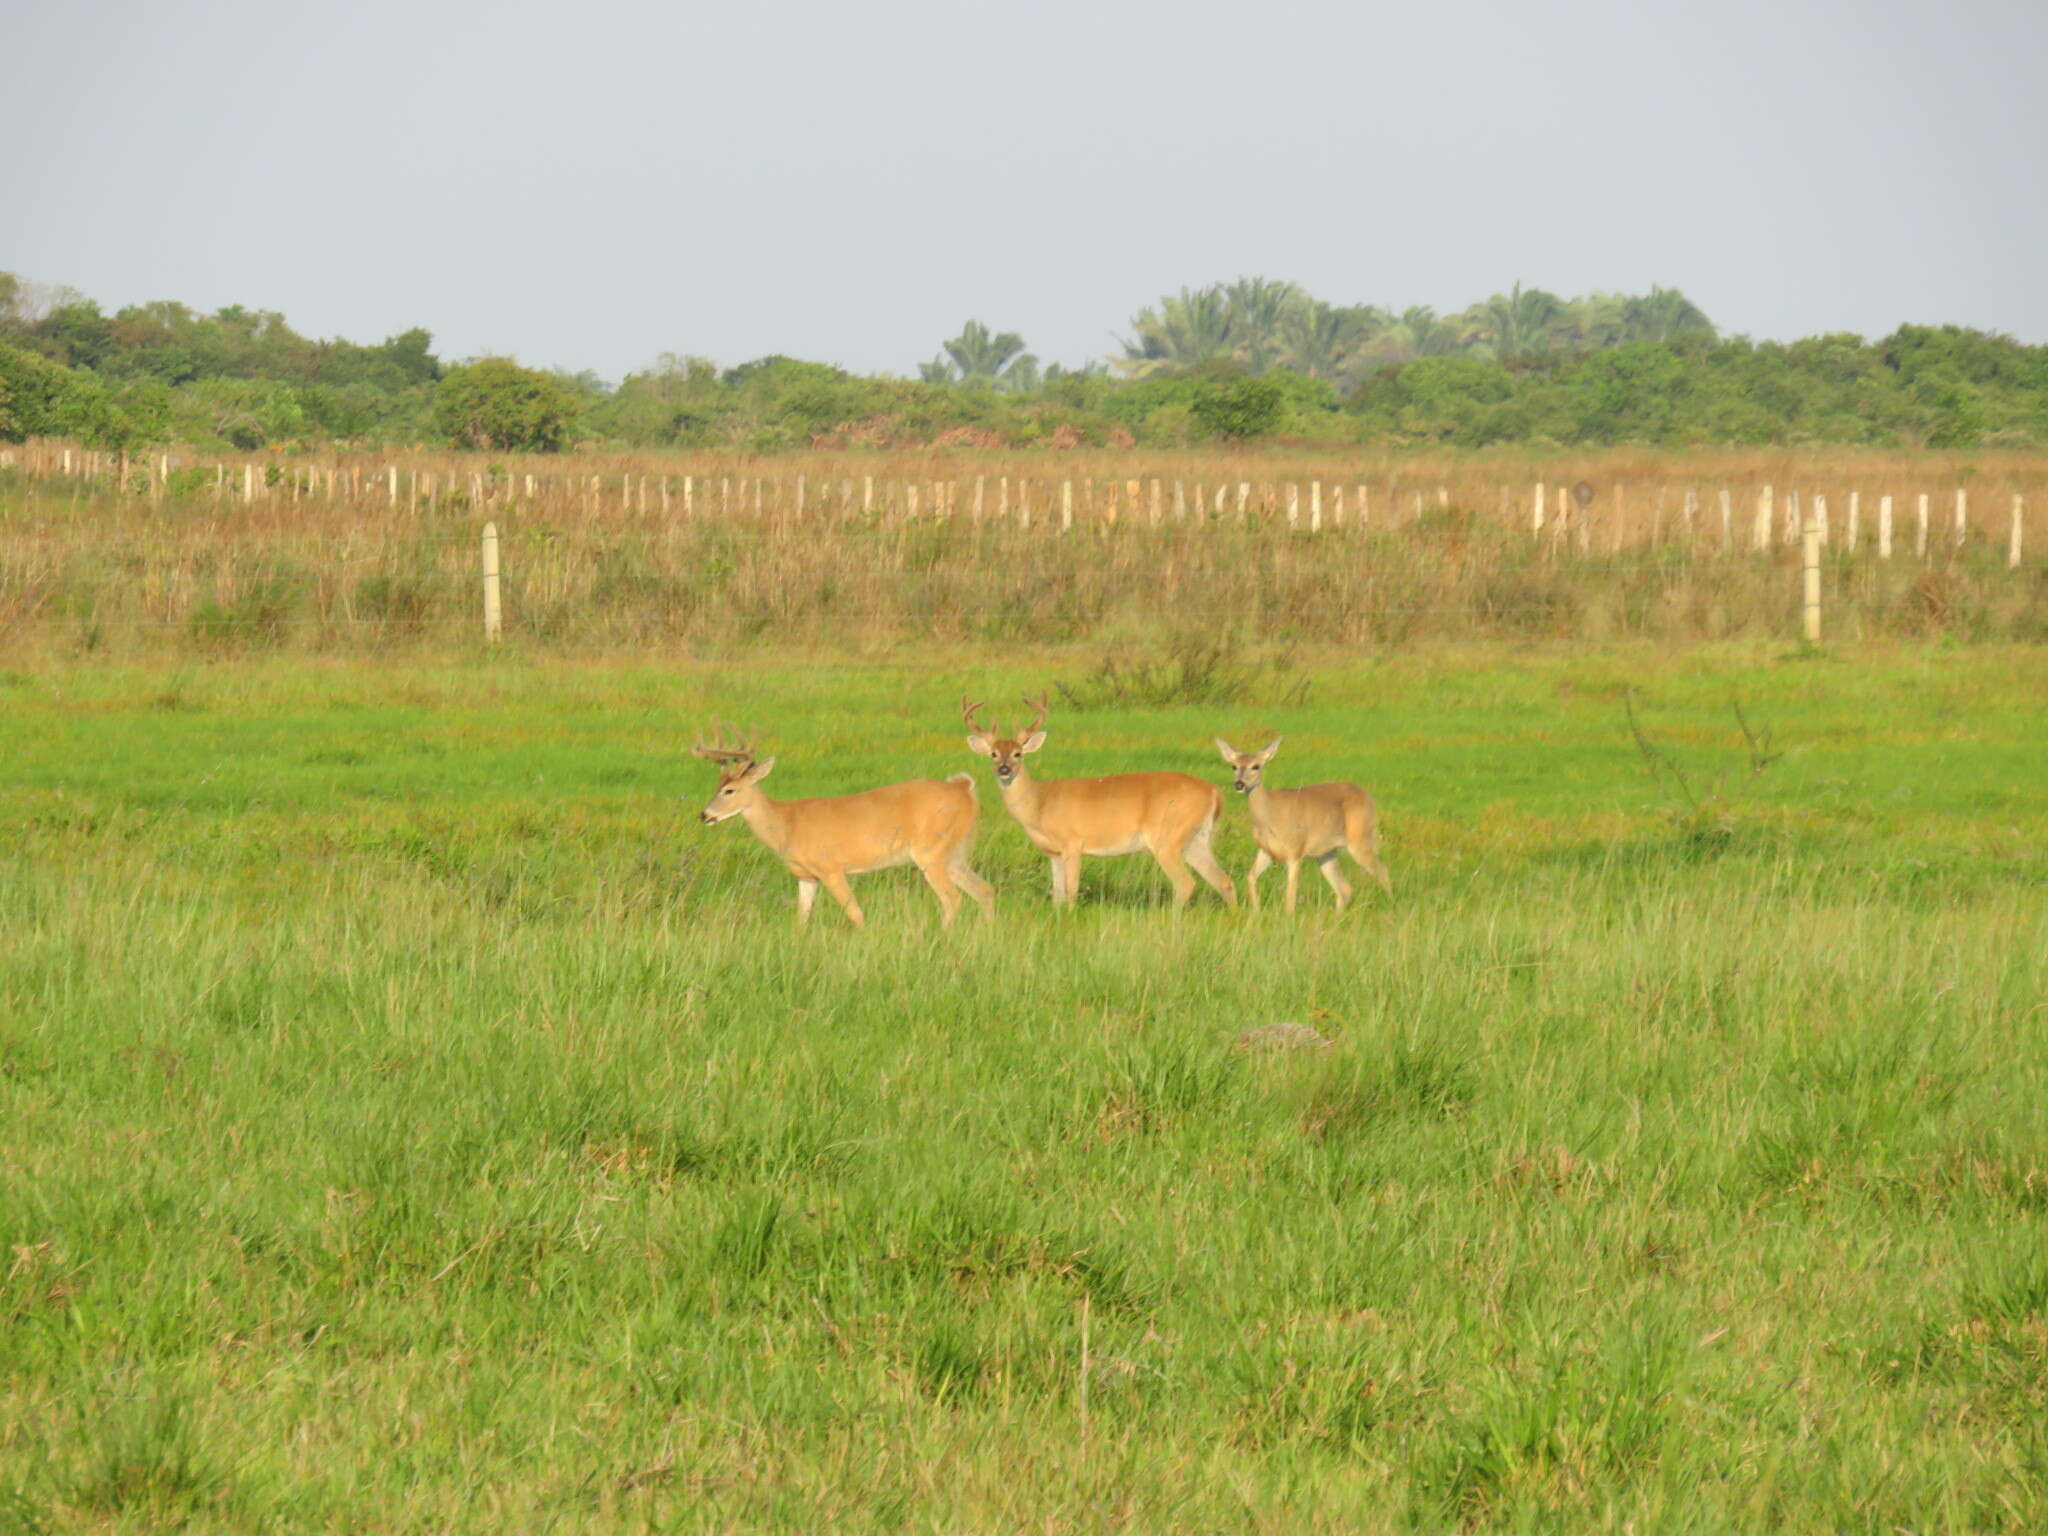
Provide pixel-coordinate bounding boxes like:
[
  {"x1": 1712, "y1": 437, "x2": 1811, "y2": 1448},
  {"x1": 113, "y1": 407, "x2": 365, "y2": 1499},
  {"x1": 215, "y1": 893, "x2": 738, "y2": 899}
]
[
  {"x1": 960, "y1": 695, "x2": 988, "y2": 737},
  {"x1": 690, "y1": 719, "x2": 756, "y2": 764},
  {"x1": 1015, "y1": 692, "x2": 1048, "y2": 741}
]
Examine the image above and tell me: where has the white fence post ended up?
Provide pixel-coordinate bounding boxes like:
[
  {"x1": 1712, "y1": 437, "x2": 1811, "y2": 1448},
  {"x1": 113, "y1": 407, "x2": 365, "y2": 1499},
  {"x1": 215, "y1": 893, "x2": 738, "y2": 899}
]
[
  {"x1": 2011, "y1": 495, "x2": 2025, "y2": 569},
  {"x1": 1879, "y1": 495, "x2": 1893, "y2": 560},
  {"x1": 1802, "y1": 508, "x2": 1822, "y2": 644},
  {"x1": 481, "y1": 522, "x2": 503, "y2": 644}
]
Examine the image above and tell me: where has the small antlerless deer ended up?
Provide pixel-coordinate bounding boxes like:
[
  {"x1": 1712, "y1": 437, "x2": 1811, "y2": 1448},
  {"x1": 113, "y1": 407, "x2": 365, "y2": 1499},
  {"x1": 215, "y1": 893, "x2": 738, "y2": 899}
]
[
  {"x1": 965, "y1": 695, "x2": 1235, "y2": 909},
  {"x1": 692, "y1": 725, "x2": 993, "y2": 928},
  {"x1": 1214, "y1": 737, "x2": 1391, "y2": 912}
]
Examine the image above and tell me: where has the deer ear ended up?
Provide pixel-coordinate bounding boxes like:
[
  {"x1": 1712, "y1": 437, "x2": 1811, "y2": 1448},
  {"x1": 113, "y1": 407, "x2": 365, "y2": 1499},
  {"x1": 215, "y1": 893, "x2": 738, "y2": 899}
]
[
  {"x1": 1258, "y1": 737, "x2": 1283, "y2": 764},
  {"x1": 1214, "y1": 738, "x2": 1239, "y2": 764},
  {"x1": 1019, "y1": 731, "x2": 1047, "y2": 754},
  {"x1": 744, "y1": 756, "x2": 775, "y2": 783},
  {"x1": 965, "y1": 734, "x2": 991, "y2": 756}
]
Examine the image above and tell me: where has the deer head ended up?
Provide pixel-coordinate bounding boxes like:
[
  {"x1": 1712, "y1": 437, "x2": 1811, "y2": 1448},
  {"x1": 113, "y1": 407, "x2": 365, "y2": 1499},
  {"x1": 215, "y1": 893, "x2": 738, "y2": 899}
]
[
  {"x1": 964, "y1": 693, "x2": 1047, "y2": 788},
  {"x1": 1214, "y1": 736, "x2": 1282, "y2": 794},
  {"x1": 692, "y1": 723, "x2": 774, "y2": 824}
]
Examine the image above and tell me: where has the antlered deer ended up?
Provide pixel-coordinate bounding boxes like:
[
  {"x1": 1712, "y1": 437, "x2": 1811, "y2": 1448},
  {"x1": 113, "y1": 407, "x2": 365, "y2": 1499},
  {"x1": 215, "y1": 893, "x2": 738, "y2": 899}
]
[
  {"x1": 1214, "y1": 737, "x2": 1391, "y2": 912},
  {"x1": 964, "y1": 695, "x2": 1234, "y2": 909},
  {"x1": 692, "y1": 726, "x2": 993, "y2": 928}
]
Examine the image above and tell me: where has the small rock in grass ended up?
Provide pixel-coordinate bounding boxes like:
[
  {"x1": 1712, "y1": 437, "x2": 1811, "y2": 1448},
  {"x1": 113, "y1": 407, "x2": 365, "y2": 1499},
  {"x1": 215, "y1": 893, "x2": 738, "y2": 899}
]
[{"x1": 1232, "y1": 1021, "x2": 1333, "y2": 1055}]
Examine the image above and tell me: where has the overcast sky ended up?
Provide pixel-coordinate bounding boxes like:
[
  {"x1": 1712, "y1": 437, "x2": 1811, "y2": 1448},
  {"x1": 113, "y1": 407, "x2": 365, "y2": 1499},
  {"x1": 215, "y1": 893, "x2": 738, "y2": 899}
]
[{"x1": 4, "y1": 0, "x2": 2043, "y2": 380}]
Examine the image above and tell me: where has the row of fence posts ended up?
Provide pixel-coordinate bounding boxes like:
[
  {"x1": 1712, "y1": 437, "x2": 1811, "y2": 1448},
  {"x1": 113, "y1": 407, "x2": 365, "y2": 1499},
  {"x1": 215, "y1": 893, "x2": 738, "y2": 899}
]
[
  {"x1": 1533, "y1": 481, "x2": 2025, "y2": 567},
  {"x1": 469, "y1": 494, "x2": 1968, "y2": 649},
  {"x1": 0, "y1": 445, "x2": 2031, "y2": 565}
]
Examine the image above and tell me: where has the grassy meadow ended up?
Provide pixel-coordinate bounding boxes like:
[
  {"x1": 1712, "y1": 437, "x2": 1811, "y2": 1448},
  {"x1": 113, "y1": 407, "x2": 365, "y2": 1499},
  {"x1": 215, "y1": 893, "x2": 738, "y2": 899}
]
[{"x1": 2, "y1": 641, "x2": 2045, "y2": 1532}]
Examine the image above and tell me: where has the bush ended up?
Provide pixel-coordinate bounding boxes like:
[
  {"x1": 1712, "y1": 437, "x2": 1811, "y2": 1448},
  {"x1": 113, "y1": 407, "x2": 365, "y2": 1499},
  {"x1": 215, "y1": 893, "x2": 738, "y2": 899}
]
[
  {"x1": 433, "y1": 359, "x2": 579, "y2": 452},
  {"x1": 1191, "y1": 376, "x2": 1284, "y2": 440}
]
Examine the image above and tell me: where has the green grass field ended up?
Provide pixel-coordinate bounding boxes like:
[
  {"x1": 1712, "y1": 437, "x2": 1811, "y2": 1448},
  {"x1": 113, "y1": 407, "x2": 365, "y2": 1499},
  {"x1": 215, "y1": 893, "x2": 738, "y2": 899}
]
[{"x1": 2, "y1": 642, "x2": 2044, "y2": 1532}]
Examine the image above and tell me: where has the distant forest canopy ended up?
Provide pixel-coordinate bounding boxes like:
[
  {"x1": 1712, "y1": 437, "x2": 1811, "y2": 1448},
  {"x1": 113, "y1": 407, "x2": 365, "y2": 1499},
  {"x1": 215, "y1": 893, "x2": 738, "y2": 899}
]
[{"x1": 2, "y1": 269, "x2": 2044, "y2": 454}]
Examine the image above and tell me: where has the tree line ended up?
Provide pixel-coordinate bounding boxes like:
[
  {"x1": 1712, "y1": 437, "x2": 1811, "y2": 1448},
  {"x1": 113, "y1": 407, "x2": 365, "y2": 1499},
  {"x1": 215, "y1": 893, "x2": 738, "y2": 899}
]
[{"x1": 2, "y1": 270, "x2": 2042, "y2": 454}]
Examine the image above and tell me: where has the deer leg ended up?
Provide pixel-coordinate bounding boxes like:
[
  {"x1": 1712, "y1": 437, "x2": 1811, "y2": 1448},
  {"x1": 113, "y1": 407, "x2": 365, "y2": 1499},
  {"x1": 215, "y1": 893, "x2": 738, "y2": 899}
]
[
  {"x1": 949, "y1": 856, "x2": 996, "y2": 919},
  {"x1": 795, "y1": 879, "x2": 820, "y2": 925},
  {"x1": 1317, "y1": 852, "x2": 1353, "y2": 911},
  {"x1": 819, "y1": 870, "x2": 865, "y2": 929},
  {"x1": 916, "y1": 858, "x2": 962, "y2": 927},
  {"x1": 1058, "y1": 850, "x2": 1083, "y2": 907},
  {"x1": 1245, "y1": 848, "x2": 1272, "y2": 910},
  {"x1": 1184, "y1": 824, "x2": 1236, "y2": 907},
  {"x1": 1151, "y1": 844, "x2": 1199, "y2": 910},
  {"x1": 1284, "y1": 859, "x2": 1301, "y2": 913}
]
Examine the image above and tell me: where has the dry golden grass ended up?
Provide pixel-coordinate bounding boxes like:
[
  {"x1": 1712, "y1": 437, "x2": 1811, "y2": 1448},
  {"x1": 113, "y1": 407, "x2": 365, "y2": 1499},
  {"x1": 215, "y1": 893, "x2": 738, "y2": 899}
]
[{"x1": 2, "y1": 441, "x2": 2045, "y2": 655}]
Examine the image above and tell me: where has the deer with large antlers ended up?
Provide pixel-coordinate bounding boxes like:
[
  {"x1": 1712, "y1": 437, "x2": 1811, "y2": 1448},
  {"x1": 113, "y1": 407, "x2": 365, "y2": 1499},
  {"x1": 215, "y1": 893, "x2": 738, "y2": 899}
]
[
  {"x1": 1214, "y1": 737, "x2": 1391, "y2": 912},
  {"x1": 963, "y1": 695, "x2": 1235, "y2": 910},
  {"x1": 692, "y1": 724, "x2": 994, "y2": 928}
]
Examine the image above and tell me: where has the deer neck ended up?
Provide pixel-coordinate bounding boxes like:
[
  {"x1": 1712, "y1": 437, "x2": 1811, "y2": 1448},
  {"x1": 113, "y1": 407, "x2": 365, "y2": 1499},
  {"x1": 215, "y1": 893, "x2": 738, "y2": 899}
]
[
  {"x1": 999, "y1": 764, "x2": 1044, "y2": 820},
  {"x1": 1244, "y1": 781, "x2": 1276, "y2": 826},
  {"x1": 734, "y1": 790, "x2": 791, "y2": 855}
]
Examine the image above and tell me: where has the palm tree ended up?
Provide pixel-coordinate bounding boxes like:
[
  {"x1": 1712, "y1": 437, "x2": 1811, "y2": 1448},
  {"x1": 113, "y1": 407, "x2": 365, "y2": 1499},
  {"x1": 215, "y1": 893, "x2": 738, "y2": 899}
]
[
  {"x1": 1276, "y1": 302, "x2": 1384, "y2": 387},
  {"x1": 1364, "y1": 305, "x2": 1462, "y2": 367},
  {"x1": 1117, "y1": 286, "x2": 1238, "y2": 377},
  {"x1": 1563, "y1": 292, "x2": 1633, "y2": 351},
  {"x1": 1459, "y1": 282, "x2": 1569, "y2": 361},
  {"x1": 1622, "y1": 286, "x2": 1716, "y2": 343},
  {"x1": 924, "y1": 321, "x2": 1038, "y2": 389},
  {"x1": 1219, "y1": 277, "x2": 1310, "y2": 372}
]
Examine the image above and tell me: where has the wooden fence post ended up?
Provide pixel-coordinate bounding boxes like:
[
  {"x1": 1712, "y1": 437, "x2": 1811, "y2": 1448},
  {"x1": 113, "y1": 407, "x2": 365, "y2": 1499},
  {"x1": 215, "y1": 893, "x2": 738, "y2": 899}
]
[
  {"x1": 1532, "y1": 482, "x2": 1546, "y2": 535},
  {"x1": 1754, "y1": 485, "x2": 1772, "y2": 551},
  {"x1": 2011, "y1": 495, "x2": 2025, "y2": 568},
  {"x1": 1846, "y1": 490, "x2": 1859, "y2": 548},
  {"x1": 1061, "y1": 480, "x2": 1073, "y2": 532},
  {"x1": 388, "y1": 465, "x2": 398, "y2": 506},
  {"x1": 1916, "y1": 493, "x2": 1929, "y2": 557},
  {"x1": 1802, "y1": 506, "x2": 1822, "y2": 643},
  {"x1": 1879, "y1": 495, "x2": 1893, "y2": 559},
  {"x1": 481, "y1": 522, "x2": 502, "y2": 644},
  {"x1": 1719, "y1": 488, "x2": 1732, "y2": 550},
  {"x1": 1954, "y1": 488, "x2": 1968, "y2": 546},
  {"x1": 1310, "y1": 481, "x2": 1322, "y2": 532}
]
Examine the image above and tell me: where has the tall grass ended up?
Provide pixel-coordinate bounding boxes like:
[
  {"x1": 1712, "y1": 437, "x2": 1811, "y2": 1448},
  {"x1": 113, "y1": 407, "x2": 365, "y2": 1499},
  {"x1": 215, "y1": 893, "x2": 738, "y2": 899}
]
[
  {"x1": 1, "y1": 648, "x2": 2044, "y2": 1531},
  {"x1": 4, "y1": 443, "x2": 2046, "y2": 653}
]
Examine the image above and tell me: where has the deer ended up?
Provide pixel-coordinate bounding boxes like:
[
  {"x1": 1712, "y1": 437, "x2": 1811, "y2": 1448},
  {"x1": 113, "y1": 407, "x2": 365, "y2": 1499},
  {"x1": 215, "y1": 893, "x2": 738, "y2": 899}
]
[
  {"x1": 1214, "y1": 737, "x2": 1391, "y2": 913},
  {"x1": 691, "y1": 724, "x2": 994, "y2": 928},
  {"x1": 963, "y1": 695, "x2": 1235, "y2": 910}
]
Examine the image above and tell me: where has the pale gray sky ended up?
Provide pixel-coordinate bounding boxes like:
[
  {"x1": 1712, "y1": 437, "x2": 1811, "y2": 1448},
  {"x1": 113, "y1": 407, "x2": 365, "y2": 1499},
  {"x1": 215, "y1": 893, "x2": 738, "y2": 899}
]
[{"x1": 4, "y1": 0, "x2": 2043, "y2": 380}]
